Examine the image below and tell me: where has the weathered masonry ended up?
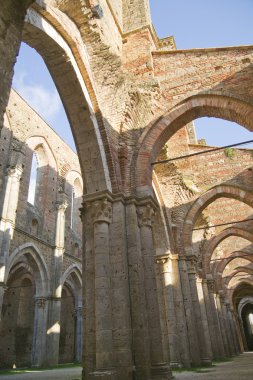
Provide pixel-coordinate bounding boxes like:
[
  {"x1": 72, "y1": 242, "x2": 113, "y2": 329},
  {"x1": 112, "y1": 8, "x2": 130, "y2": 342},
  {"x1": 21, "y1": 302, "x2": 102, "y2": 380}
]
[
  {"x1": 0, "y1": 1, "x2": 253, "y2": 379},
  {"x1": 0, "y1": 89, "x2": 83, "y2": 367}
]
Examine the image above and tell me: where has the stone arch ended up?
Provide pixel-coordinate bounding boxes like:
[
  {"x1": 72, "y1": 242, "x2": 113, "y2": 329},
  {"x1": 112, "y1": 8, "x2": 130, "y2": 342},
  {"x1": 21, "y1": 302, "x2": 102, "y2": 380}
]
[
  {"x1": 133, "y1": 94, "x2": 253, "y2": 195},
  {"x1": 20, "y1": 5, "x2": 113, "y2": 193},
  {"x1": 60, "y1": 264, "x2": 82, "y2": 305},
  {"x1": 238, "y1": 297, "x2": 253, "y2": 319},
  {"x1": 213, "y1": 251, "x2": 253, "y2": 291},
  {"x1": 59, "y1": 264, "x2": 82, "y2": 363},
  {"x1": 203, "y1": 227, "x2": 253, "y2": 275},
  {"x1": 5, "y1": 243, "x2": 50, "y2": 296},
  {"x1": 181, "y1": 185, "x2": 253, "y2": 257},
  {"x1": 25, "y1": 135, "x2": 57, "y2": 172}
]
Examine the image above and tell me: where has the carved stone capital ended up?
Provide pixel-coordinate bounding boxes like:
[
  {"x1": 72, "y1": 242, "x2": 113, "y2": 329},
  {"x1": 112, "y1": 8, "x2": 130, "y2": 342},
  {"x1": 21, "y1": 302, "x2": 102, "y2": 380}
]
[
  {"x1": 90, "y1": 198, "x2": 112, "y2": 224},
  {"x1": 34, "y1": 297, "x2": 47, "y2": 309},
  {"x1": 74, "y1": 306, "x2": 83, "y2": 317},
  {"x1": 137, "y1": 203, "x2": 156, "y2": 228},
  {"x1": 187, "y1": 256, "x2": 197, "y2": 274},
  {"x1": 155, "y1": 257, "x2": 169, "y2": 265},
  {"x1": 207, "y1": 279, "x2": 215, "y2": 293},
  {"x1": 55, "y1": 200, "x2": 68, "y2": 212},
  {"x1": 6, "y1": 165, "x2": 23, "y2": 179}
]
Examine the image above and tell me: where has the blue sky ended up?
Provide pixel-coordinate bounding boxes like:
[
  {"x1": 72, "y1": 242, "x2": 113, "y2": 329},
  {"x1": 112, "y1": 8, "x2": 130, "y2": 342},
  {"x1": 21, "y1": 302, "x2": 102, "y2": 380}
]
[{"x1": 12, "y1": 1, "x2": 253, "y2": 151}]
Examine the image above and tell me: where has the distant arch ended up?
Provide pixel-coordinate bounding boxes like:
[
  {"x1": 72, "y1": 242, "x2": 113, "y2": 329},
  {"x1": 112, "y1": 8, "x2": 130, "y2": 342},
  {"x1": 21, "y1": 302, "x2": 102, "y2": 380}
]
[{"x1": 5, "y1": 243, "x2": 50, "y2": 296}]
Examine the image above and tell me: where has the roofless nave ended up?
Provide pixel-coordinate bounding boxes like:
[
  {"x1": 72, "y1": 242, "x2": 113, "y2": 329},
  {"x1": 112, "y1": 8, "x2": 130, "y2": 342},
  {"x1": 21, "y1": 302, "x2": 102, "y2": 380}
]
[{"x1": 0, "y1": 1, "x2": 253, "y2": 379}]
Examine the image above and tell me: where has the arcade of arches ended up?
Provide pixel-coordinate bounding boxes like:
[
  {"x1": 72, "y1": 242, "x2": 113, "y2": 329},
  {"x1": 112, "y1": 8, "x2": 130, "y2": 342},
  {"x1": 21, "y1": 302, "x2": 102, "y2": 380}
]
[{"x1": 0, "y1": 1, "x2": 253, "y2": 380}]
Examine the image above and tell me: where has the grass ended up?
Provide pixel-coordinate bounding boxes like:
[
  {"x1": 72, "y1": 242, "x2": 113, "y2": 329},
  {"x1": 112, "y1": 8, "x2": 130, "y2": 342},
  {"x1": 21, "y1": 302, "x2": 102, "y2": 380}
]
[
  {"x1": 0, "y1": 363, "x2": 81, "y2": 376},
  {"x1": 172, "y1": 365, "x2": 215, "y2": 373}
]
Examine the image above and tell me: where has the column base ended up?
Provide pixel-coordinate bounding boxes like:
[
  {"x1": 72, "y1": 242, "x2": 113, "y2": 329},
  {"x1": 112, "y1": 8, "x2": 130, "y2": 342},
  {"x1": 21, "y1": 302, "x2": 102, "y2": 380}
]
[
  {"x1": 169, "y1": 361, "x2": 182, "y2": 369},
  {"x1": 89, "y1": 369, "x2": 117, "y2": 380},
  {"x1": 150, "y1": 363, "x2": 174, "y2": 379},
  {"x1": 200, "y1": 358, "x2": 212, "y2": 367}
]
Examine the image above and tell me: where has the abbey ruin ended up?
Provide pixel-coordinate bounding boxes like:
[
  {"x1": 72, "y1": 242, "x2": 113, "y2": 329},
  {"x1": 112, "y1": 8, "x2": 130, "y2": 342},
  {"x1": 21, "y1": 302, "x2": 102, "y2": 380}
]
[{"x1": 0, "y1": 1, "x2": 253, "y2": 380}]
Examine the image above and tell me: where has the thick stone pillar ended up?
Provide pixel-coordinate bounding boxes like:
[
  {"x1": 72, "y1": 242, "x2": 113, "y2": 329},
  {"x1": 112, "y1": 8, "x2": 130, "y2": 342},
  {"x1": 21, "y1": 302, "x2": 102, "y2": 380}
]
[
  {"x1": 215, "y1": 294, "x2": 229, "y2": 358},
  {"x1": 46, "y1": 298, "x2": 61, "y2": 366},
  {"x1": 32, "y1": 297, "x2": 48, "y2": 367},
  {"x1": 90, "y1": 197, "x2": 116, "y2": 379},
  {"x1": 178, "y1": 257, "x2": 201, "y2": 366},
  {"x1": 47, "y1": 200, "x2": 68, "y2": 366},
  {"x1": 75, "y1": 306, "x2": 83, "y2": 363},
  {"x1": 219, "y1": 294, "x2": 234, "y2": 357},
  {"x1": 0, "y1": 1, "x2": 33, "y2": 128},
  {"x1": 196, "y1": 278, "x2": 213, "y2": 361},
  {"x1": 156, "y1": 254, "x2": 181, "y2": 368},
  {"x1": 186, "y1": 259, "x2": 211, "y2": 366},
  {"x1": 202, "y1": 279, "x2": 219, "y2": 359},
  {"x1": 0, "y1": 166, "x2": 23, "y2": 282},
  {"x1": 137, "y1": 202, "x2": 172, "y2": 379},
  {"x1": 125, "y1": 200, "x2": 150, "y2": 379},
  {"x1": 206, "y1": 279, "x2": 225, "y2": 359},
  {"x1": 229, "y1": 307, "x2": 241, "y2": 355},
  {"x1": 170, "y1": 254, "x2": 191, "y2": 368}
]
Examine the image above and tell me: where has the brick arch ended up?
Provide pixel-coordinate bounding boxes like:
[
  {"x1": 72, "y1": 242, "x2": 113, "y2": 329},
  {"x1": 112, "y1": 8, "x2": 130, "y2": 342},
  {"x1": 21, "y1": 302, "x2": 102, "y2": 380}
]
[
  {"x1": 20, "y1": 5, "x2": 113, "y2": 193},
  {"x1": 225, "y1": 270, "x2": 253, "y2": 290},
  {"x1": 203, "y1": 227, "x2": 253, "y2": 275},
  {"x1": 133, "y1": 94, "x2": 253, "y2": 195},
  {"x1": 213, "y1": 251, "x2": 253, "y2": 291},
  {"x1": 181, "y1": 185, "x2": 253, "y2": 257}
]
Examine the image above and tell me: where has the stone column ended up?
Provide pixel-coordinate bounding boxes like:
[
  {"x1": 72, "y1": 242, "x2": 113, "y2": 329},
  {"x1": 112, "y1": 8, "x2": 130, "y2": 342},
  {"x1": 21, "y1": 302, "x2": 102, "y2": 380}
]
[
  {"x1": 32, "y1": 297, "x2": 48, "y2": 367},
  {"x1": 90, "y1": 197, "x2": 116, "y2": 379},
  {"x1": 170, "y1": 253, "x2": 191, "y2": 368},
  {"x1": 47, "y1": 200, "x2": 68, "y2": 366},
  {"x1": 230, "y1": 308, "x2": 241, "y2": 355},
  {"x1": 187, "y1": 258, "x2": 211, "y2": 366},
  {"x1": 75, "y1": 306, "x2": 83, "y2": 363},
  {"x1": 178, "y1": 257, "x2": 201, "y2": 366},
  {"x1": 202, "y1": 279, "x2": 219, "y2": 359},
  {"x1": 226, "y1": 303, "x2": 238, "y2": 356},
  {"x1": 215, "y1": 294, "x2": 229, "y2": 358},
  {"x1": 125, "y1": 200, "x2": 150, "y2": 379},
  {"x1": 219, "y1": 294, "x2": 234, "y2": 357},
  {"x1": 233, "y1": 309, "x2": 244, "y2": 354},
  {"x1": 52, "y1": 200, "x2": 68, "y2": 298},
  {"x1": 206, "y1": 279, "x2": 225, "y2": 359},
  {"x1": 156, "y1": 254, "x2": 181, "y2": 368},
  {"x1": 46, "y1": 297, "x2": 61, "y2": 366},
  {"x1": 196, "y1": 278, "x2": 213, "y2": 361},
  {"x1": 0, "y1": 282, "x2": 7, "y2": 322},
  {"x1": 137, "y1": 202, "x2": 172, "y2": 379},
  {"x1": 0, "y1": 166, "x2": 22, "y2": 314}
]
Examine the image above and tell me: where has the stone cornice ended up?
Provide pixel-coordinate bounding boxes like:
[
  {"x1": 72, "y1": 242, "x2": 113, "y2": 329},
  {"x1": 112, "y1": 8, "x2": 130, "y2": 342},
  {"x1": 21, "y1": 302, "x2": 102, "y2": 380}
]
[{"x1": 152, "y1": 44, "x2": 253, "y2": 56}]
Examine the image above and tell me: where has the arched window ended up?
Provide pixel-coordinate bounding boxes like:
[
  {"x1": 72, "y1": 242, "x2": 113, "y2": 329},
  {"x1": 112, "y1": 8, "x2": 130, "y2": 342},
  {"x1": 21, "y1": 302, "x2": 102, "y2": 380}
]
[{"x1": 27, "y1": 152, "x2": 38, "y2": 205}]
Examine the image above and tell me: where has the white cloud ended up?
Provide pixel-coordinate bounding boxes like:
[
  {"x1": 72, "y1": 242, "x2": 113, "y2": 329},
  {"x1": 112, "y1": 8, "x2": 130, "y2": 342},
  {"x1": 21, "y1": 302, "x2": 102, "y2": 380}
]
[{"x1": 13, "y1": 72, "x2": 61, "y2": 121}]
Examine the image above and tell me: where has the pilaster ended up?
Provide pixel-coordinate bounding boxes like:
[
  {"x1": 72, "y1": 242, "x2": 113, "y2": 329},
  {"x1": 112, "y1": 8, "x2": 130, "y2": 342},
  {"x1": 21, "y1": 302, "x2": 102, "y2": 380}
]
[{"x1": 0, "y1": 165, "x2": 23, "y2": 283}]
